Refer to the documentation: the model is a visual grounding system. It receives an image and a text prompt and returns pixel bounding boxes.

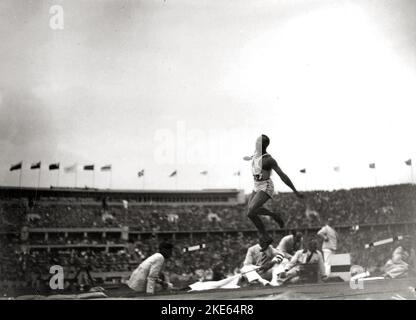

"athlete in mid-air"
[245,135,304,251]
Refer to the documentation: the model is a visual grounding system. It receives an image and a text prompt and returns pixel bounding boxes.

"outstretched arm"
[269,159,303,198]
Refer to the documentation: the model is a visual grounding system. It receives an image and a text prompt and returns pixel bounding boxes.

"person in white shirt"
[317,218,338,277]
[277,231,304,259]
[281,239,325,283]
[127,241,174,294]
[241,243,285,286]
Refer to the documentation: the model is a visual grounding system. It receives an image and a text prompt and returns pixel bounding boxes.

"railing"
[1,221,415,241]
[22,243,127,252]
[24,221,416,234]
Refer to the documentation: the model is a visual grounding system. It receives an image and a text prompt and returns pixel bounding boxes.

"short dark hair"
[261,134,270,148]
[159,241,173,252]
[294,231,303,240]
[308,239,318,251]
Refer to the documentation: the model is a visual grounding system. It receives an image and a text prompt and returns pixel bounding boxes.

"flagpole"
[334,168,342,190]
[34,167,41,206]
[19,168,22,188]
[411,163,414,184]
[338,171,342,190]
[37,168,41,189]
[93,170,95,188]
[75,169,78,188]
[110,170,113,189]
[57,168,60,187]
[305,173,308,192]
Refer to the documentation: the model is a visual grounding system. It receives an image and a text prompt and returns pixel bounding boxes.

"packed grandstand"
[1,183,415,296]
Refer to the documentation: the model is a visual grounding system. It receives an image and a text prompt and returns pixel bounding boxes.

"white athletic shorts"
[253,179,274,198]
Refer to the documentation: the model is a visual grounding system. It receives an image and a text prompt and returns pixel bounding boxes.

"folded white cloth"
[189,274,241,291]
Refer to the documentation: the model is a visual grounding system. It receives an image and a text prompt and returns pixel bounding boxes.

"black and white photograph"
[1,0,416,308]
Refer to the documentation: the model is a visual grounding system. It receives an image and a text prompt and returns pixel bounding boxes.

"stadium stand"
[1,184,415,296]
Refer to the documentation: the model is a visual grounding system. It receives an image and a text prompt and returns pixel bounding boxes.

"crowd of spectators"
[1,184,415,233]
[1,183,415,295]
[2,224,415,295]
[277,184,416,228]
[0,185,416,232]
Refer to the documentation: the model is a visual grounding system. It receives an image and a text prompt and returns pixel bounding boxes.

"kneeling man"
[127,241,174,294]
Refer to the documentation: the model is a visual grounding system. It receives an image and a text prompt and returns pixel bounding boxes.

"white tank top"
[251,153,269,180]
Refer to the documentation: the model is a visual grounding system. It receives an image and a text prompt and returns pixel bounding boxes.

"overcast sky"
[0,0,415,192]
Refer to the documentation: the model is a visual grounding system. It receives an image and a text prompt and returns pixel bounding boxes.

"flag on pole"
[169,170,177,177]
[84,165,94,171]
[49,163,60,170]
[334,166,340,172]
[137,169,144,177]
[30,162,41,170]
[200,170,208,175]
[64,164,77,173]
[369,163,377,186]
[300,168,306,174]
[405,159,414,185]
[10,162,22,171]
[122,200,128,209]
[31,161,42,188]
[101,165,112,171]
[234,171,241,176]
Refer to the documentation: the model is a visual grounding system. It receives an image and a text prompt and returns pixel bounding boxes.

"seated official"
[277,231,304,259]
[280,239,325,284]
[240,243,285,286]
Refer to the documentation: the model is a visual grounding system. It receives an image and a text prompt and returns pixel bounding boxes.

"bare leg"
[247,191,273,249]
[257,207,285,228]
